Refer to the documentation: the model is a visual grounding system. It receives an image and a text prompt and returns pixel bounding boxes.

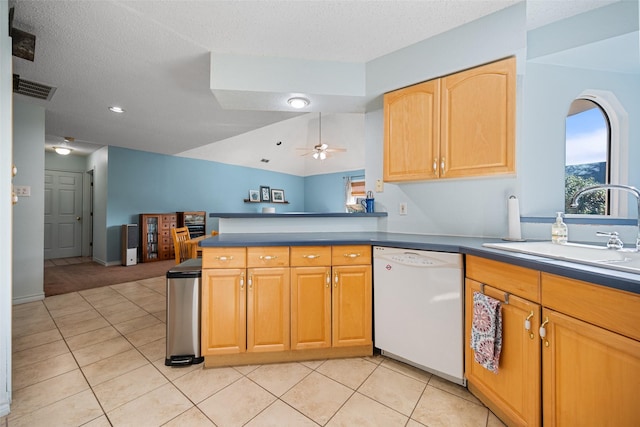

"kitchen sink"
[483,241,640,275]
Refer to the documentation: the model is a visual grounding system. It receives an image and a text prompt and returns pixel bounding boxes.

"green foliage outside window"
[565,174,606,215]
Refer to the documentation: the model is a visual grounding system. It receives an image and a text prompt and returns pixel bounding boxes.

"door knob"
[76,216,81,221]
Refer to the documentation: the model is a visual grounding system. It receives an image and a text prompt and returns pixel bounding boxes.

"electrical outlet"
[375,179,384,192]
[14,185,31,197]
[399,202,408,215]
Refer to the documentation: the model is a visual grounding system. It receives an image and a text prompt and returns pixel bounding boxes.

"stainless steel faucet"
[570,184,640,252]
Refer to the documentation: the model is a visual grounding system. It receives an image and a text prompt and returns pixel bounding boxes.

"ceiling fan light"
[312,152,319,160]
[287,97,309,109]
[54,139,73,155]
[319,151,327,160]
[109,106,125,113]
[54,146,72,155]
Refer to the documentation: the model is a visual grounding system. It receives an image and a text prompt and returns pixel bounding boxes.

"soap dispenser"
[551,212,568,244]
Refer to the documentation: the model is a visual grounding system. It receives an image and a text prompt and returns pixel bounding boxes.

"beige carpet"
[44,259,176,296]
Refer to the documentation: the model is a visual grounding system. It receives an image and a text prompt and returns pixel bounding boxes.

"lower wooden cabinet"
[464,278,541,427]
[290,266,332,350]
[466,255,640,427]
[202,245,373,367]
[201,268,246,355]
[332,265,372,347]
[541,308,640,426]
[540,273,640,426]
[247,267,290,353]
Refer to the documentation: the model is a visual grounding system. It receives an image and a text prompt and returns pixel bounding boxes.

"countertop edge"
[209,212,388,218]
[198,232,640,294]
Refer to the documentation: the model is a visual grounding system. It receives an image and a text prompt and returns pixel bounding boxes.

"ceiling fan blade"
[326,147,347,152]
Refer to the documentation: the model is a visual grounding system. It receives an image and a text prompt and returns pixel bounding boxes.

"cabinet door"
[291,266,331,350]
[440,56,515,178]
[201,269,246,355]
[246,267,290,353]
[383,79,440,182]
[542,308,640,426]
[465,279,541,427]
[332,265,372,347]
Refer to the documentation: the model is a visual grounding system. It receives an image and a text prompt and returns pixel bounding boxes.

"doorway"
[44,170,83,259]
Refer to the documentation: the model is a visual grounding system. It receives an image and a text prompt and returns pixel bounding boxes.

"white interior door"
[44,170,83,259]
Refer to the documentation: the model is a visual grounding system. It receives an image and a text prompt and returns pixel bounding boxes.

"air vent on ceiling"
[12,74,56,101]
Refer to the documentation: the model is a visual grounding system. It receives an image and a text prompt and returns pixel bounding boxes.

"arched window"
[565,99,610,214]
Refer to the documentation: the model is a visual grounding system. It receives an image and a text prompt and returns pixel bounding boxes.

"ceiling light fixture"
[53,137,74,155]
[109,106,125,113]
[287,97,309,109]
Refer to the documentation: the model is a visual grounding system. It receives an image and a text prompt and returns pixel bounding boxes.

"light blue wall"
[363,3,525,238]
[521,63,639,217]
[304,169,365,212]
[12,100,45,303]
[522,0,640,218]
[104,146,308,262]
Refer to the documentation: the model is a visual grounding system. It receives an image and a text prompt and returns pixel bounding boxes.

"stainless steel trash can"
[165,258,204,366]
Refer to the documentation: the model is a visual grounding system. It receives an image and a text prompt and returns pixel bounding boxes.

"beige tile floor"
[3,275,506,426]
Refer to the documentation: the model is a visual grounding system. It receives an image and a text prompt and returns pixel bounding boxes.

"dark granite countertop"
[199,232,640,295]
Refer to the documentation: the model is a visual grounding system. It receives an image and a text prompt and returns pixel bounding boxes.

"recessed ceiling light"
[287,97,309,109]
[109,106,125,113]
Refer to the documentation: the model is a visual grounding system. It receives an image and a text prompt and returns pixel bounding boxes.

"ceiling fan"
[297,113,346,160]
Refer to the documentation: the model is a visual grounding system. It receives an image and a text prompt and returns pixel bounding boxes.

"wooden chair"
[171,226,192,264]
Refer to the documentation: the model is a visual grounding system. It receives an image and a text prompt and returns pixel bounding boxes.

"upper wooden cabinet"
[384,56,516,182]
[383,79,441,182]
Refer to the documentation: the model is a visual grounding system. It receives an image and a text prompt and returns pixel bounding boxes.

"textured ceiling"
[9,0,619,164]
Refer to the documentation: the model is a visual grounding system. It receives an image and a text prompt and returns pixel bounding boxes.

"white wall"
[0,0,13,415]
[87,147,108,264]
[12,100,45,304]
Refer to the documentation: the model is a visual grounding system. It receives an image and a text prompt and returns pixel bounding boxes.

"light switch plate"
[375,179,384,192]
[399,202,408,215]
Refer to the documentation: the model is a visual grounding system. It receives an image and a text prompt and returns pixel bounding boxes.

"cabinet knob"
[343,253,361,258]
[259,255,278,261]
[303,254,320,259]
[440,157,446,176]
[433,158,438,175]
[216,255,234,261]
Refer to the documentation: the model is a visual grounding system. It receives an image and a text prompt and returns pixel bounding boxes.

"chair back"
[171,227,191,264]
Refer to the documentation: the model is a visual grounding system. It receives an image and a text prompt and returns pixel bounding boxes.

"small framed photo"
[249,190,260,202]
[271,189,285,203]
[260,186,271,202]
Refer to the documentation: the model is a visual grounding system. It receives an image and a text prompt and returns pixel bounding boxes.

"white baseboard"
[12,293,45,305]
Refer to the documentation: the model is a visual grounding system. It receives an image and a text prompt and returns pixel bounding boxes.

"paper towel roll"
[507,196,522,240]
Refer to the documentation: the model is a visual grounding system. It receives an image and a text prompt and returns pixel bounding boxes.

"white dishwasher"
[373,246,464,385]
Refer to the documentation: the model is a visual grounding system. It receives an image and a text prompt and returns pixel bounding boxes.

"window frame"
[565,90,629,218]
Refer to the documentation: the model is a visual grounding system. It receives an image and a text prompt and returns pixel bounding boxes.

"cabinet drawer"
[202,247,246,269]
[541,272,640,341]
[290,246,331,267]
[466,255,540,302]
[332,245,371,266]
[247,247,290,267]
[163,214,177,223]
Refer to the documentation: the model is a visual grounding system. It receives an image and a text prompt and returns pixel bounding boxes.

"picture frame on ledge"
[260,186,271,202]
[249,189,260,202]
[271,189,285,203]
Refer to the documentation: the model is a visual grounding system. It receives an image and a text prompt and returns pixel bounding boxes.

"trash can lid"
[166,258,202,278]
